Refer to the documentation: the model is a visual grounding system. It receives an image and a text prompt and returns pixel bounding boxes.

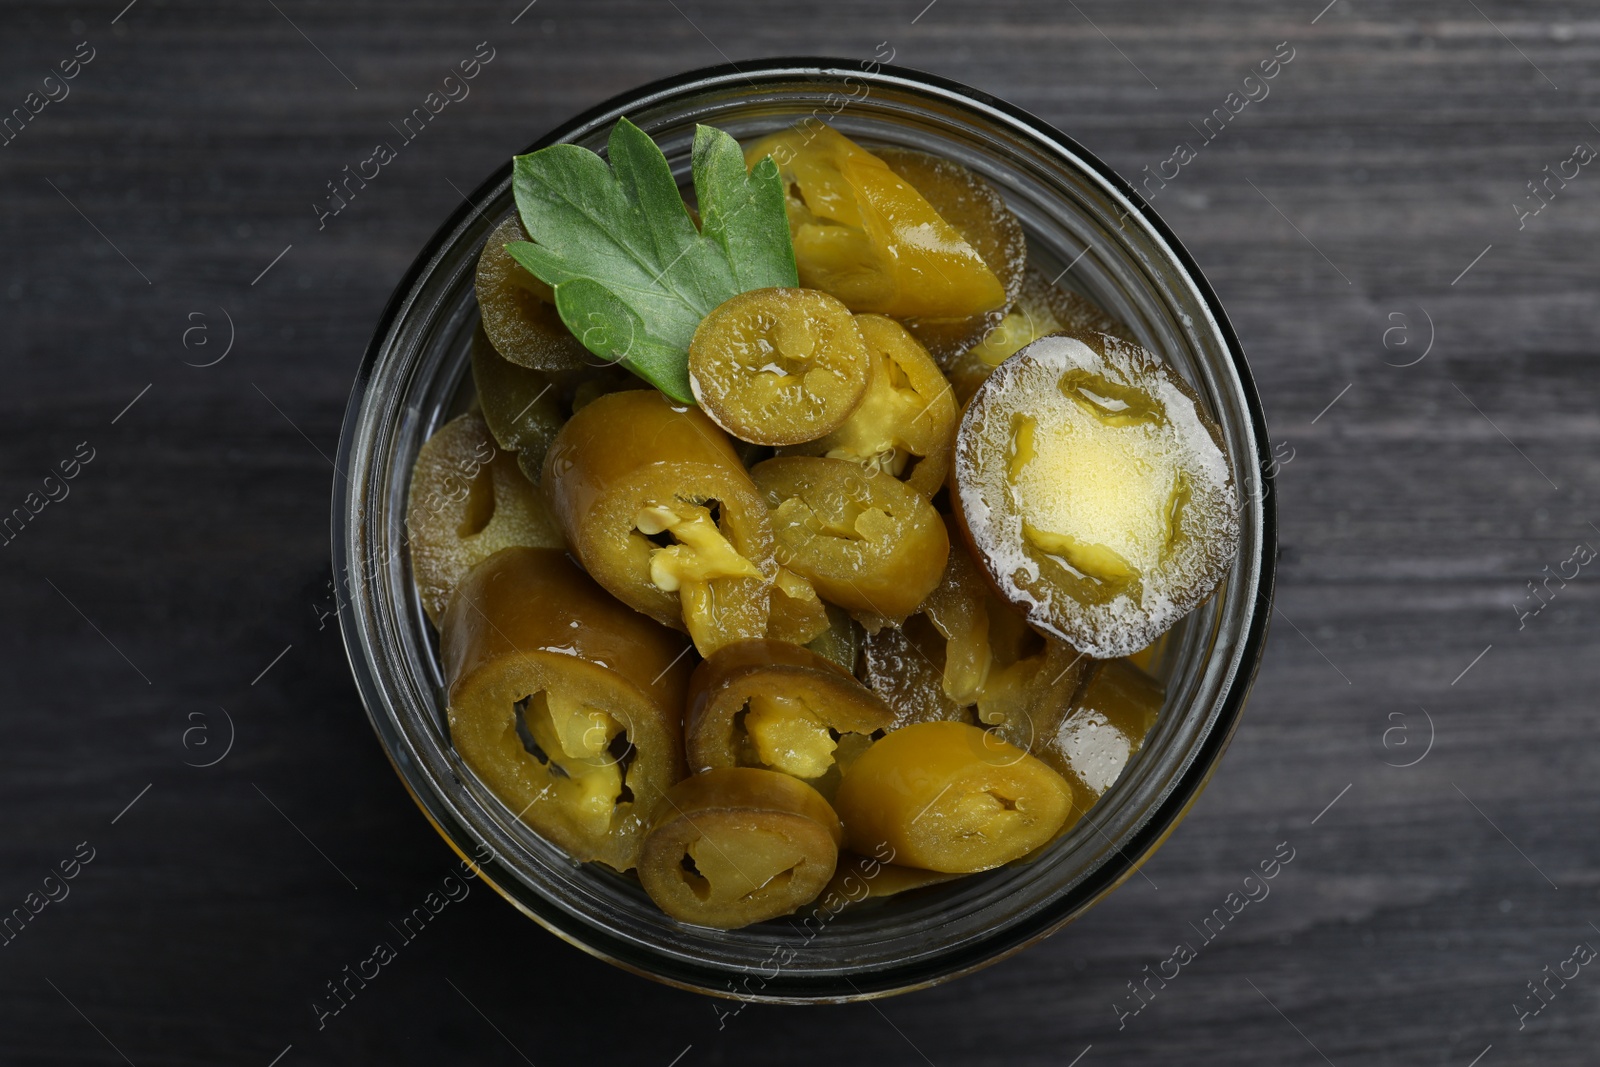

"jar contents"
[411,117,1235,928]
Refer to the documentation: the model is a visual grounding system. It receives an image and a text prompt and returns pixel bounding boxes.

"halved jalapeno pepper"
[952,332,1238,657]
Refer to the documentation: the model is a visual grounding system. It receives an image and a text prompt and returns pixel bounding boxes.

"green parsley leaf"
[504,117,797,403]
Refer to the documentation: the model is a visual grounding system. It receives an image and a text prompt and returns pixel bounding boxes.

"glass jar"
[333,58,1276,1002]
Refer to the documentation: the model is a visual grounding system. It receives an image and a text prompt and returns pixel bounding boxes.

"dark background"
[2,1,1596,1064]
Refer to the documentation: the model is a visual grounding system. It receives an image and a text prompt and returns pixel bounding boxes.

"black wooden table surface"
[2,1,1596,1063]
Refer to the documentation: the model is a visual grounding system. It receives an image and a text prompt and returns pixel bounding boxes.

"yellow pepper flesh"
[745,126,1007,320]
[834,720,1072,873]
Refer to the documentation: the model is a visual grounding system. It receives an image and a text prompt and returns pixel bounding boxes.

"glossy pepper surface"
[688,287,870,447]
[542,389,777,656]
[442,547,692,871]
[752,454,948,623]
[743,125,1006,320]
[778,314,957,499]
[874,146,1026,365]
[685,639,894,780]
[638,767,842,928]
[833,720,1072,873]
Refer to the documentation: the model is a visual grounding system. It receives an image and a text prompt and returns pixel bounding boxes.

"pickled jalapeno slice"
[688,287,870,446]
[638,767,842,928]
[470,324,567,475]
[952,332,1238,658]
[778,314,958,499]
[685,639,894,781]
[743,125,1007,320]
[475,215,592,372]
[442,547,693,872]
[833,721,1073,873]
[406,412,563,624]
[874,147,1027,365]
[543,389,777,656]
[751,455,948,623]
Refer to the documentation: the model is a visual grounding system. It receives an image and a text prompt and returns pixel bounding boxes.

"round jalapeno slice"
[684,639,894,781]
[778,314,957,500]
[638,767,842,929]
[952,332,1239,658]
[406,412,562,624]
[542,389,777,656]
[442,547,692,872]
[688,287,870,447]
[751,455,948,624]
[475,215,592,372]
[833,720,1073,873]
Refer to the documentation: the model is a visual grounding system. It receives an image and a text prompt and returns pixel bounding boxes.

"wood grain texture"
[0,0,1596,1063]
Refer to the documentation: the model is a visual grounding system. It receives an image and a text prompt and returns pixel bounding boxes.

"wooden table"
[1,1,1594,1063]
